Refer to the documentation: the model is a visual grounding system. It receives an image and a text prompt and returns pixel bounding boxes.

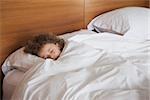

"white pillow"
[121,7,150,42]
[2,47,44,75]
[87,7,130,35]
[87,7,149,41]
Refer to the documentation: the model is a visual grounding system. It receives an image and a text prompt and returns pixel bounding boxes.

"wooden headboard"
[0,0,84,66]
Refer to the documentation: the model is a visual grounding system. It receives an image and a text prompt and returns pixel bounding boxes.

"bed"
[3,29,150,100]
[2,6,150,98]
[1,0,149,100]
[2,29,124,100]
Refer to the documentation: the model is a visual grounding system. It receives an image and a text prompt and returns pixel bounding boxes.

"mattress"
[3,69,24,100]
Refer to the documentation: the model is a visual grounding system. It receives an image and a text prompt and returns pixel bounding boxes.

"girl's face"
[38,43,61,60]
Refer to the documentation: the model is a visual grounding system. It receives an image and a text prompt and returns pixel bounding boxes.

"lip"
[44,56,47,59]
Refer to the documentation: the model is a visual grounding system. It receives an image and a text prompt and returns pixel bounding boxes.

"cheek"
[55,49,61,55]
[39,51,46,58]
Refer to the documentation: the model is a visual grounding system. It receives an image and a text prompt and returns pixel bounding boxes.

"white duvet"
[11,34,150,100]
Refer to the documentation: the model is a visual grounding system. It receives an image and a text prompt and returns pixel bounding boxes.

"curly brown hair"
[24,33,65,56]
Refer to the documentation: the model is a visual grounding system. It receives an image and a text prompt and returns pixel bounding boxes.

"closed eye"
[51,49,54,53]
[48,48,52,53]
[48,48,54,54]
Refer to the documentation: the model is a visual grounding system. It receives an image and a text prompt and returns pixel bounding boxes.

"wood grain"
[0,0,84,65]
[0,0,149,66]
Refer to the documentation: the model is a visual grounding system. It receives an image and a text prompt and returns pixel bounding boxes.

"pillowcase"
[87,7,149,39]
[87,7,130,35]
[121,7,149,42]
[2,47,44,75]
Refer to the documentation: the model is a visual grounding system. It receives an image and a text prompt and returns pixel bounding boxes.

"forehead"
[41,43,55,50]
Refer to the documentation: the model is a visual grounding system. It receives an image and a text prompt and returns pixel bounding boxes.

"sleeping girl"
[24,33,65,60]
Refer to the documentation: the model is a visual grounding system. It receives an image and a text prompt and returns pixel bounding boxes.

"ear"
[56,43,61,50]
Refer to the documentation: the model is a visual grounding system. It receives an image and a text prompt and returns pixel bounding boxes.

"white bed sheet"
[2,29,123,100]
[11,33,149,100]
[3,69,24,100]
[59,29,98,40]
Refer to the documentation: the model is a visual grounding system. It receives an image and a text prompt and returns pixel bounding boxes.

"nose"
[47,53,52,58]
[50,53,56,59]
[47,52,55,59]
